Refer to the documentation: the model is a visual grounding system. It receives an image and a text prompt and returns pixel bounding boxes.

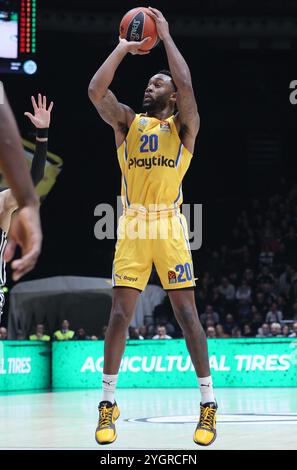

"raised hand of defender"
[24,94,54,129]
[147,7,170,41]
[119,36,151,55]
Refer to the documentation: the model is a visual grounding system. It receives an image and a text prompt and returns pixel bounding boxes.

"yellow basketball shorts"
[112,211,196,291]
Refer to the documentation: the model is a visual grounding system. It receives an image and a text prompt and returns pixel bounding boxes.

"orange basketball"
[119,7,159,51]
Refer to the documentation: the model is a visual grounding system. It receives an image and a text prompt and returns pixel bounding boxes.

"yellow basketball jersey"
[117,113,193,211]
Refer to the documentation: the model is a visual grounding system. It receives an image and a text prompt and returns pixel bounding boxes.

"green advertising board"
[0,341,51,392]
[52,338,297,389]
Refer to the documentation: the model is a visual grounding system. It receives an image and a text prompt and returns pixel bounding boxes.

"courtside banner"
[0,341,51,391]
[52,338,297,388]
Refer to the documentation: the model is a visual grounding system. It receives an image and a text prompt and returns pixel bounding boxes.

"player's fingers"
[48,101,54,112]
[139,36,151,45]
[38,93,43,108]
[11,249,40,280]
[24,112,35,122]
[43,95,47,109]
[146,10,157,20]
[31,95,38,113]
[148,6,161,17]
[137,50,151,55]
[11,262,34,282]
[3,239,17,263]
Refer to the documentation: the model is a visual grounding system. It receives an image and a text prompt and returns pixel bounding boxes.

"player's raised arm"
[147,7,200,153]
[25,93,53,185]
[88,37,150,146]
[0,88,39,208]
[0,87,42,281]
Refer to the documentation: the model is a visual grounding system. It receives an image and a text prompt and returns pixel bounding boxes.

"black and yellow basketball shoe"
[95,401,120,445]
[193,401,218,446]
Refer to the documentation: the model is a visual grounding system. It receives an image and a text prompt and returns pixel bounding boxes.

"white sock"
[101,373,118,404]
[198,375,216,404]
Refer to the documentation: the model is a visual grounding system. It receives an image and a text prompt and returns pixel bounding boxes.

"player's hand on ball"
[24,93,54,128]
[147,7,170,41]
[119,36,151,55]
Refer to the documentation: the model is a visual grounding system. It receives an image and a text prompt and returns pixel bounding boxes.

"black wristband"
[36,128,49,138]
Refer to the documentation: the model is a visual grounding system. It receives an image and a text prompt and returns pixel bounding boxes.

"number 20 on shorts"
[175,263,192,282]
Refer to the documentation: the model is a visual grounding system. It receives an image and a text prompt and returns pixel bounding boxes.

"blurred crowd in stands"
[151,181,297,339]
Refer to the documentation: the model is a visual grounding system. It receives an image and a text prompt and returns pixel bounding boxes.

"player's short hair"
[157,69,177,91]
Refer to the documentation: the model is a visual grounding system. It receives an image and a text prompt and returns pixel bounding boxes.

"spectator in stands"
[289,281,297,306]
[209,286,225,314]
[29,324,50,341]
[139,325,148,339]
[229,272,239,288]
[254,292,269,316]
[200,305,220,327]
[218,277,235,301]
[250,306,264,335]
[154,313,176,337]
[238,299,252,324]
[215,324,230,338]
[243,268,256,289]
[242,323,254,338]
[206,326,216,338]
[0,327,7,340]
[205,317,215,329]
[256,323,271,338]
[291,302,297,320]
[279,265,297,296]
[128,327,144,340]
[195,289,207,313]
[73,328,98,340]
[200,274,212,298]
[235,279,252,302]
[53,320,75,341]
[259,249,274,267]
[277,295,289,319]
[152,325,172,339]
[231,326,242,338]
[257,266,275,285]
[223,313,236,336]
[261,279,278,306]
[99,325,108,340]
[270,322,283,337]
[289,322,297,338]
[282,325,290,337]
[266,302,283,324]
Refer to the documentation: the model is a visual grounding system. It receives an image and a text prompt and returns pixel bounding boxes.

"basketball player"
[0,85,42,281]
[88,7,217,446]
[0,93,53,321]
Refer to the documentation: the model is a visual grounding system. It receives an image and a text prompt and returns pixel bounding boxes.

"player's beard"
[142,94,169,114]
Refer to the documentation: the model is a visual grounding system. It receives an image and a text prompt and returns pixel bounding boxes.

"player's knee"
[110,307,131,328]
[176,308,200,334]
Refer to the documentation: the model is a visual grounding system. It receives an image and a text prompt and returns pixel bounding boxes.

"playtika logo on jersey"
[128,155,175,169]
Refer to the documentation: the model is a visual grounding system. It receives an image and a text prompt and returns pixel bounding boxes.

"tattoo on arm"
[92,89,131,133]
